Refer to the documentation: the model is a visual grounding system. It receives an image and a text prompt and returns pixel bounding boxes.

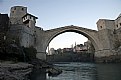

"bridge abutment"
[36,52,46,60]
[95,49,114,57]
[95,50,116,62]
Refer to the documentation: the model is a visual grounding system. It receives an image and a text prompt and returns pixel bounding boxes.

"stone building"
[62,48,73,53]
[73,44,83,52]
[49,48,56,55]
[96,13,121,56]
[84,40,95,53]
[95,13,121,62]
[9,6,38,47]
[7,6,46,59]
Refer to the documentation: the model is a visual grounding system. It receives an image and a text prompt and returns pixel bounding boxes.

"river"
[31,62,121,80]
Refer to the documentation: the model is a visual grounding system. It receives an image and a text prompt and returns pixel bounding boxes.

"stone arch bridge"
[35,25,114,60]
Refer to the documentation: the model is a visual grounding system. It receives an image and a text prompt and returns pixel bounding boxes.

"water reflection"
[30,68,46,80]
[47,62,98,80]
[96,63,121,80]
[31,62,121,80]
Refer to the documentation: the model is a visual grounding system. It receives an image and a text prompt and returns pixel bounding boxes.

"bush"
[23,46,37,62]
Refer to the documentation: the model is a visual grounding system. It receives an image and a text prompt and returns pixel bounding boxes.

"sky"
[0,0,121,50]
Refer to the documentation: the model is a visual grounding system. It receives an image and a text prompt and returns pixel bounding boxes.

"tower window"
[12,11,14,13]
[25,16,27,19]
[120,23,121,26]
[23,17,25,20]
[116,25,118,28]
[22,8,24,11]
[100,26,102,28]
[14,7,16,10]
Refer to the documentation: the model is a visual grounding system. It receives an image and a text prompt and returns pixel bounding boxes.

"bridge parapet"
[45,25,97,33]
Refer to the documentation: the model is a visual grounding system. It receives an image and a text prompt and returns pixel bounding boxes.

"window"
[30,16,32,19]
[100,26,102,28]
[23,17,25,20]
[27,25,29,27]
[25,16,27,19]
[12,11,14,13]
[14,7,16,10]
[120,23,121,26]
[116,25,118,28]
[22,8,24,11]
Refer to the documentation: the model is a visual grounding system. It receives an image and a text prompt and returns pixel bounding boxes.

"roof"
[96,19,114,24]
[22,13,38,19]
[117,13,121,18]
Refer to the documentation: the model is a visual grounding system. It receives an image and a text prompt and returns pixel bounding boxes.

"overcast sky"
[0,0,121,50]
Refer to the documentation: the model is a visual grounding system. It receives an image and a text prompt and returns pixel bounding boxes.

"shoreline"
[0,59,62,80]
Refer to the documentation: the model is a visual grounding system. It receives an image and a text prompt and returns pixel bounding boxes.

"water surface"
[31,62,121,80]
[47,62,121,80]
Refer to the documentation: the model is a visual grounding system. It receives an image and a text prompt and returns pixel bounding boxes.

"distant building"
[85,40,95,53]
[73,44,88,53]
[62,48,73,53]
[49,48,56,55]
[57,48,62,54]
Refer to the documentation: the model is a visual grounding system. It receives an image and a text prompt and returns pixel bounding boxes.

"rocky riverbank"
[0,60,62,80]
[30,59,62,77]
[0,61,33,80]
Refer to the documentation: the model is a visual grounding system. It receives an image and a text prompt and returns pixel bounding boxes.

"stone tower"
[9,6,38,48]
[97,19,115,31]
[10,6,27,24]
[96,18,116,57]
[115,13,121,30]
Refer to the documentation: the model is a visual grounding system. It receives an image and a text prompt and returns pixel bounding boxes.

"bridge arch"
[44,25,99,53]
